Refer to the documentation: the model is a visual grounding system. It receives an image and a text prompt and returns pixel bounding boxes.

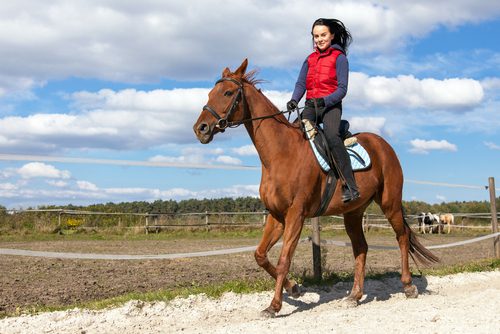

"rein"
[203,77,300,129]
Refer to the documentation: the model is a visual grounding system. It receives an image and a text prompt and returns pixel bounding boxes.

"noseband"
[203,77,247,130]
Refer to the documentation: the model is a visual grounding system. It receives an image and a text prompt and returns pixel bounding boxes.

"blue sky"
[0,0,499,208]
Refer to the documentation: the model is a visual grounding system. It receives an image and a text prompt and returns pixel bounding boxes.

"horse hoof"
[260,306,276,318]
[286,283,301,299]
[404,284,418,298]
[341,297,359,308]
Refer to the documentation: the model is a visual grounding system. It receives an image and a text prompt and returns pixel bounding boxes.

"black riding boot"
[329,140,360,203]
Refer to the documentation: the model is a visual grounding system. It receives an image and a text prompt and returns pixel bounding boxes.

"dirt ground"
[2,271,499,334]
[0,231,496,315]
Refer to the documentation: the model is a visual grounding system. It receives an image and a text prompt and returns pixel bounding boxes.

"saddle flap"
[307,128,371,173]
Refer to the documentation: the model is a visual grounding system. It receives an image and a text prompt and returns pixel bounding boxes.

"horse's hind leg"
[343,210,368,304]
[254,214,300,298]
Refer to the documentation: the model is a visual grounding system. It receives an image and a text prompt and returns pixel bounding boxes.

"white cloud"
[46,180,68,187]
[100,183,260,202]
[0,74,39,99]
[194,184,260,199]
[409,139,458,154]
[0,183,17,191]
[0,182,18,199]
[0,0,499,95]
[232,145,257,156]
[77,180,99,191]
[59,183,258,204]
[347,73,484,111]
[0,178,261,207]
[17,162,71,179]
[149,147,228,165]
[0,167,15,179]
[0,71,486,154]
[104,187,157,196]
[215,155,242,165]
[159,188,197,198]
[149,154,204,165]
[262,90,289,111]
[0,88,209,152]
[349,117,387,135]
[484,141,500,150]
[481,77,500,98]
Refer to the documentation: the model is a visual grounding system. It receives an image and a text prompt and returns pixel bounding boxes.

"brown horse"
[193,59,438,317]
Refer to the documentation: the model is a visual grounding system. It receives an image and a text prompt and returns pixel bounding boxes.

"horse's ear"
[222,67,231,78]
[234,59,248,78]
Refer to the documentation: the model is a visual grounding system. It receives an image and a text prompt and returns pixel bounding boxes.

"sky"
[0,0,499,209]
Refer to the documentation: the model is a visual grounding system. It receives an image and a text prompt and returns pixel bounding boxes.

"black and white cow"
[417,212,441,234]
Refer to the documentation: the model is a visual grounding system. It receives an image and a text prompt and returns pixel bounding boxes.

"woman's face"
[312,25,333,51]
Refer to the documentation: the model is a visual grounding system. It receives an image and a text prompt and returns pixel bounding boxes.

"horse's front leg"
[261,210,304,318]
[343,211,368,306]
[254,214,300,298]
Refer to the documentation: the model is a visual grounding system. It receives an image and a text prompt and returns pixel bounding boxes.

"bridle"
[203,77,247,130]
[203,77,298,130]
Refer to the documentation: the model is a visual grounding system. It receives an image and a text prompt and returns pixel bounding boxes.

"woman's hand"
[286,99,298,112]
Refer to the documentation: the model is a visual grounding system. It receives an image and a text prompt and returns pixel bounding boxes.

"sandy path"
[1,271,499,334]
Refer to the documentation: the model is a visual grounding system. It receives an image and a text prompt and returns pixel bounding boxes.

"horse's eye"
[224,90,233,97]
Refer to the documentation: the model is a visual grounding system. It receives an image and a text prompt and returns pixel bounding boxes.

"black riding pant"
[302,101,358,191]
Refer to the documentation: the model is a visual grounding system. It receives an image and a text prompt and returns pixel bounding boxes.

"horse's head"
[193,59,249,144]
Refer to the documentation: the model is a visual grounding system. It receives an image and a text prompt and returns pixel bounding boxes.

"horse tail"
[402,208,440,265]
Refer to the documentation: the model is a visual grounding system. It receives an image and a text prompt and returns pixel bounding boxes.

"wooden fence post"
[262,210,267,226]
[311,217,322,280]
[58,210,62,229]
[205,211,210,232]
[488,177,500,258]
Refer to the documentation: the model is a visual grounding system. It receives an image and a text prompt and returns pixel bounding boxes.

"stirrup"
[342,187,360,203]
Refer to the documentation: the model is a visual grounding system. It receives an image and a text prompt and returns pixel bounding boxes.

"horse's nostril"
[198,122,209,134]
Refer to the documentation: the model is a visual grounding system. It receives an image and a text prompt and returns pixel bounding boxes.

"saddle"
[303,119,371,173]
[302,119,371,216]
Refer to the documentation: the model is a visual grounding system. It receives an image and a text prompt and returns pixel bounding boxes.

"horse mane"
[242,69,265,87]
[238,68,298,128]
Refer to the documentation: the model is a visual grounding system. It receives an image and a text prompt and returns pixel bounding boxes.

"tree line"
[38,197,267,214]
[1,196,497,215]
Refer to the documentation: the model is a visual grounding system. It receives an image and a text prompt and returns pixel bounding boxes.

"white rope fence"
[1,233,499,260]
[320,232,500,250]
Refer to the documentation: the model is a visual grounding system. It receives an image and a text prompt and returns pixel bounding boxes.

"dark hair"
[311,18,352,52]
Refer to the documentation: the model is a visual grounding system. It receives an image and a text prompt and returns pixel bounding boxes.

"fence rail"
[1,209,498,234]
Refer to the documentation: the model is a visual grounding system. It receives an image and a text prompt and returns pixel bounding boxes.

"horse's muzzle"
[193,121,214,144]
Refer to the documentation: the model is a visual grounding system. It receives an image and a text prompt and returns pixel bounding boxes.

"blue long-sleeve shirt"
[291,44,348,108]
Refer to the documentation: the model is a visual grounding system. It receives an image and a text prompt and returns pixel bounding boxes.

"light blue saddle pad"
[309,139,371,173]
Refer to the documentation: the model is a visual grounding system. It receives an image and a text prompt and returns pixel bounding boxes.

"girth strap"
[313,169,338,217]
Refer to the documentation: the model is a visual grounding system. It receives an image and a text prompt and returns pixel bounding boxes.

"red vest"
[305,47,343,99]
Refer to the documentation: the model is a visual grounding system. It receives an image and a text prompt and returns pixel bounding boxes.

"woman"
[287,18,359,203]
